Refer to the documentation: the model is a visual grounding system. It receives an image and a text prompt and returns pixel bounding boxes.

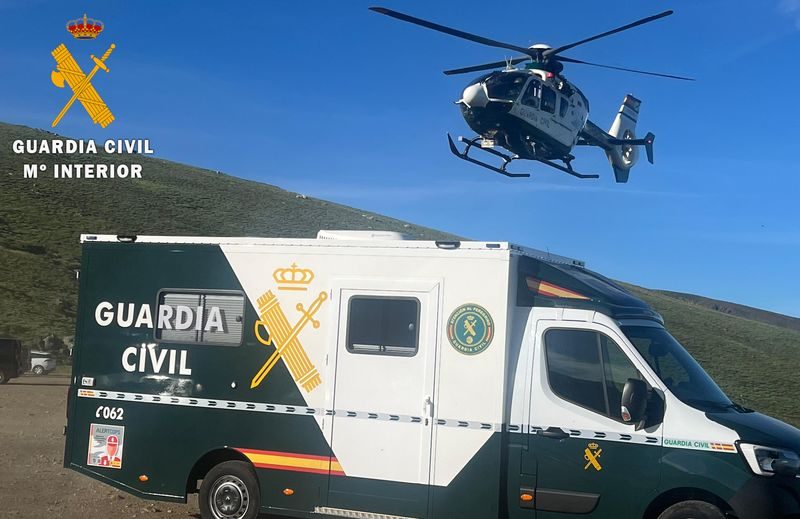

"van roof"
[80,233,585,267]
[80,233,659,322]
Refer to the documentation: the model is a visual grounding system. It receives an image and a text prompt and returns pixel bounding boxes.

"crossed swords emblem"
[251,289,327,392]
[463,315,478,344]
[584,443,603,471]
[50,43,116,128]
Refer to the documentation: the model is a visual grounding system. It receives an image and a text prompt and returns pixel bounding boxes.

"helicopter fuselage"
[457,68,589,161]
[371,5,683,181]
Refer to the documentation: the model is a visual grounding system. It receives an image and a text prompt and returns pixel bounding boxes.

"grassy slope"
[1,122,798,426]
[655,289,800,332]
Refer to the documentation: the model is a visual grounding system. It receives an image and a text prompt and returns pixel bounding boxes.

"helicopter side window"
[541,86,557,114]
[485,72,528,102]
[521,79,541,108]
[559,96,570,118]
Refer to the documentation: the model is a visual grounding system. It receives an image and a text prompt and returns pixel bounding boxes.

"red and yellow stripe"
[527,277,590,300]
[236,448,345,476]
[710,442,736,452]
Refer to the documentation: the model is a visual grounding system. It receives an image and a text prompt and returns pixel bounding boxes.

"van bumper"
[728,475,800,518]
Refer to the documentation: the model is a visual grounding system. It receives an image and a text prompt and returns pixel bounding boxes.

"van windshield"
[622,325,733,411]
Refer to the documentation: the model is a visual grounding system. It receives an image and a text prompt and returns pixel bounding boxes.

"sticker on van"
[87,423,125,469]
[447,303,494,355]
[584,442,603,471]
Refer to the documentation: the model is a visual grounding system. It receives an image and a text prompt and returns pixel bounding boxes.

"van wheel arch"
[186,448,253,495]
[644,488,733,519]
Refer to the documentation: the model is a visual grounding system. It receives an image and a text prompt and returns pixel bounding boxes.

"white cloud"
[779,0,800,28]
[280,178,705,204]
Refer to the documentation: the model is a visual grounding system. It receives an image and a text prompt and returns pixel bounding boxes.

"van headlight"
[739,443,800,476]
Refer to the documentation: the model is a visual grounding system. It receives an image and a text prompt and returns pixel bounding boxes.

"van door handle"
[423,396,433,426]
[537,427,569,440]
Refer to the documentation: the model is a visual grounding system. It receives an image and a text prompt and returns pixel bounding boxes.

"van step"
[314,507,417,519]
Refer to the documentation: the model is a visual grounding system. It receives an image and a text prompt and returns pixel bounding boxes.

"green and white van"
[64,231,800,519]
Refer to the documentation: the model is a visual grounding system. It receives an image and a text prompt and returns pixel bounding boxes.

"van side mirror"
[621,378,648,425]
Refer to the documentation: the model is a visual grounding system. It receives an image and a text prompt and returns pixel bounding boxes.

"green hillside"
[624,284,800,426]
[1,121,798,426]
[654,289,800,332]
[0,122,454,347]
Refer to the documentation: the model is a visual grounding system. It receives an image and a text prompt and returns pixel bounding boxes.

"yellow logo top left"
[50,14,116,128]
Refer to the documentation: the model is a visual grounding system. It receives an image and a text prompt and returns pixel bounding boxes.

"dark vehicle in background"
[0,338,28,383]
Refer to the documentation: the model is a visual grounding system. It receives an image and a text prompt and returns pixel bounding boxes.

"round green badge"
[447,303,494,355]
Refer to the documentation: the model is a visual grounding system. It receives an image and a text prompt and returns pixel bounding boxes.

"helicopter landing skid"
[535,157,599,180]
[447,134,599,180]
[447,134,530,178]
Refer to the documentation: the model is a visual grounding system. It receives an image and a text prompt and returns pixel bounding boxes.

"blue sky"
[1,1,799,317]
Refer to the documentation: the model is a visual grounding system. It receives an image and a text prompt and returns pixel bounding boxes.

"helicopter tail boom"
[579,95,655,183]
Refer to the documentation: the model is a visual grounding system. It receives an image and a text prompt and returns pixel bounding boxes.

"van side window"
[155,291,245,346]
[541,87,557,113]
[544,329,642,421]
[347,297,419,356]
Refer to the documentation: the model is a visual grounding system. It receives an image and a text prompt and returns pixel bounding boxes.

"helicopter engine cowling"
[460,82,489,108]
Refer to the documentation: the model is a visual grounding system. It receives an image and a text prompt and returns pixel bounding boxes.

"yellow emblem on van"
[584,442,602,471]
[251,263,326,392]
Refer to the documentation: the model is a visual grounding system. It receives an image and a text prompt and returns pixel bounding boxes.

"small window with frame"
[155,290,245,346]
[559,96,570,118]
[521,79,541,108]
[346,296,420,356]
[541,86,557,113]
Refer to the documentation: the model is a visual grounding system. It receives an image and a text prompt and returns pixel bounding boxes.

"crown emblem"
[66,14,104,39]
[273,263,314,291]
[588,442,599,450]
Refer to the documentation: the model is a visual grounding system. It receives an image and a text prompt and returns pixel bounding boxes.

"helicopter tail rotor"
[642,132,655,164]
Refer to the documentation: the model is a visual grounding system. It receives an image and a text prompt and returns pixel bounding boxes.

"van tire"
[657,500,726,519]
[199,460,260,519]
[0,368,8,384]
[32,365,44,375]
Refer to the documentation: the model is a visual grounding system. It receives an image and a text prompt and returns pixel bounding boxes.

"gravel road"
[0,374,202,518]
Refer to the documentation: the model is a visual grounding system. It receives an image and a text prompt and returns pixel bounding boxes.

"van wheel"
[199,460,260,519]
[657,500,726,519]
[32,365,44,375]
[0,368,8,384]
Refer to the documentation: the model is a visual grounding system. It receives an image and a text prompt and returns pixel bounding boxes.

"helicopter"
[369,7,693,182]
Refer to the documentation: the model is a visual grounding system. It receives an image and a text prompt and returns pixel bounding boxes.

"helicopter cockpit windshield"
[484,72,528,102]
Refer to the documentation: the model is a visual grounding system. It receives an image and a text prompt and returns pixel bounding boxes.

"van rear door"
[326,279,440,518]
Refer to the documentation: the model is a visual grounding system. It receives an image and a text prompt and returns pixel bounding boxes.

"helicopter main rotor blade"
[556,56,694,81]
[543,10,673,58]
[443,56,530,76]
[369,7,534,56]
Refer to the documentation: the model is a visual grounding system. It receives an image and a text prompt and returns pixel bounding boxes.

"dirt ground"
[0,374,202,518]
